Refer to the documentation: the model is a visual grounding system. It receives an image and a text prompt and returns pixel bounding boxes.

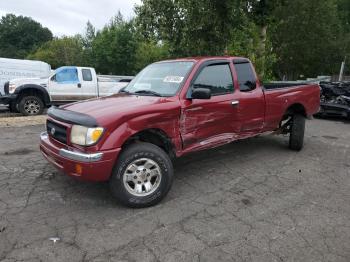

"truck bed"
[263,83,320,130]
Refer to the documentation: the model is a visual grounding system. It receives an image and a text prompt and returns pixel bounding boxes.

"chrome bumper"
[40,132,103,163]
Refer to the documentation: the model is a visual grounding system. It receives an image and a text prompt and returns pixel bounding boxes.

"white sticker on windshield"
[163,76,184,83]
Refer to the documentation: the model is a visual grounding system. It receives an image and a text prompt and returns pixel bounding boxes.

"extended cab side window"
[82,69,92,81]
[56,68,78,83]
[193,64,234,96]
[234,62,257,92]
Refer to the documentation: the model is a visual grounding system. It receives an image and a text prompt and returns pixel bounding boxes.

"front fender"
[14,84,51,104]
[99,112,182,154]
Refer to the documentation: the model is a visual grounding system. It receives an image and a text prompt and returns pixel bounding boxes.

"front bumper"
[40,131,120,182]
[0,93,17,105]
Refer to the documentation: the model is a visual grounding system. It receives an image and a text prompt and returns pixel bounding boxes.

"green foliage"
[91,13,138,75]
[228,17,276,81]
[338,0,350,32]
[134,41,170,72]
[272,0,345,79]
[4,1,350,79]
[81,21,96,66]
[135,0,242,56]
[0,14,52,59]
[28,36,85,68]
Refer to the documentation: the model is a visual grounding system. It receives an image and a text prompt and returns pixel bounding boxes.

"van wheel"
[18,95,44,116]
[109,142,173,208]
[289,114,305,151]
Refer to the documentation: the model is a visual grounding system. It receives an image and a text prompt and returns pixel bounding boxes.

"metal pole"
[338,56,346,82]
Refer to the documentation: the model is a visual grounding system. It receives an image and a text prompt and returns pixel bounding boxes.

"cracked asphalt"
[0,118,350,262]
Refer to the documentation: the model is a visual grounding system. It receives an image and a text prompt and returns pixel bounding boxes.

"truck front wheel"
[109,142,173,208]
[289,114,305,151]
[18,95,44,116]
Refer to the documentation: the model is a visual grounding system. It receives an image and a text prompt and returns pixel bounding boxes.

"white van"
[0,58,51,95]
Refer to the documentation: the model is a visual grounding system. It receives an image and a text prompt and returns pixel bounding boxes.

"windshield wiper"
[134,90,163,97]
[119,88,131,94]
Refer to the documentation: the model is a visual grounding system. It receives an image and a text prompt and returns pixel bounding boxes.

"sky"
[0,0,141,36]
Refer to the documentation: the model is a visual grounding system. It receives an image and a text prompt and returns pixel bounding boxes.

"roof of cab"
[156,56,249,63]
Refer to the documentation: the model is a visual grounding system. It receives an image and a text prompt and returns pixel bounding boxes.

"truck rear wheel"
[289,114,305,151]
[109,142,173,208]
[18,95,44,116]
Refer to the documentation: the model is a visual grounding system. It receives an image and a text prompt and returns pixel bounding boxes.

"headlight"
[9,83,16,94]
[70,125,104,146]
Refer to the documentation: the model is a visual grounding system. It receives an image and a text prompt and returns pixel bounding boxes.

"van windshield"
[123,61,194,97]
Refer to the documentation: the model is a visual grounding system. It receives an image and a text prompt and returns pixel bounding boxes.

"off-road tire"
[289,114,305,151]
[109,142,173,208]
[18,95,44,116]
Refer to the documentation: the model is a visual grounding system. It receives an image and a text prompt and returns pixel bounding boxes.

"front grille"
[4,82,9,94]
[47,119,67,144]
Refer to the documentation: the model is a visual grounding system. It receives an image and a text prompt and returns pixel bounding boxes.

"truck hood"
[10,77,49,87]
[60,93,179,127]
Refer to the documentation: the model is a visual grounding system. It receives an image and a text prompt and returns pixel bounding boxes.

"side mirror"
[191,88,211,99]
[50,75,56,82]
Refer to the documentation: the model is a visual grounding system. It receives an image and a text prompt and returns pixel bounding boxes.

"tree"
[135,0,242,56]
[28,36,85,68]
[82,21,96,49]
[0,14,52,59]
[227,16,276,81]
[337,0,350,32]
[272,0,345,80]
[337,0,350,74]
[81,21,96,66]
[134,41,169,71]
[92,13,138,75]
[242,0,283,78]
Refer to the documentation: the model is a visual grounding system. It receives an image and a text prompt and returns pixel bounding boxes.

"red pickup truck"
[40,56,320,207]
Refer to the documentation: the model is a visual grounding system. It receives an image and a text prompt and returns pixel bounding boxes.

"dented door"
[180,62,241,151]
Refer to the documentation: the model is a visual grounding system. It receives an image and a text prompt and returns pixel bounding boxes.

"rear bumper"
[40,132,120,182]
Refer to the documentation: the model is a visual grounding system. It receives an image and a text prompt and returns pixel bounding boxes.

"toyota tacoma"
[40,57,320,207]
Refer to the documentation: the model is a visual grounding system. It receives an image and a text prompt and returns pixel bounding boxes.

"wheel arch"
[15,84,51,105]
[121,128,176,159]
[284,103,306,118]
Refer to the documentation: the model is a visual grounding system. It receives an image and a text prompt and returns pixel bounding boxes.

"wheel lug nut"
[147,174,150,177]
[143,169,146,172]
[134,176,137,179]
[138,181,141,184]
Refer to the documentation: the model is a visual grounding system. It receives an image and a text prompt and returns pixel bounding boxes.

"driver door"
[180,61,241,150]
[49,67,83,102]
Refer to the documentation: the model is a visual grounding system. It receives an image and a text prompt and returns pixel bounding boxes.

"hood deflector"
[48,107,98,127]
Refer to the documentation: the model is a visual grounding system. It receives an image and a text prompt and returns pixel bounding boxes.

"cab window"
[82,69,92,81]
[56,68,78,83]
[193,64,234,96]
[234,62,257,92]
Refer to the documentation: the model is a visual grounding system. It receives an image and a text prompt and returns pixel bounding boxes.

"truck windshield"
[123,61,194,97]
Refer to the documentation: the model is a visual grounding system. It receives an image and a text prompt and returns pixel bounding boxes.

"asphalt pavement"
[0,118,349,262]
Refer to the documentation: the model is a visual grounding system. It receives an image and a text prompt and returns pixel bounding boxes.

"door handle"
[231,100,239,106]
[77,83,81,88]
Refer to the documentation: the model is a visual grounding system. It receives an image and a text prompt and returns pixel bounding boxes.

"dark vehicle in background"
[317,81,350,119]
